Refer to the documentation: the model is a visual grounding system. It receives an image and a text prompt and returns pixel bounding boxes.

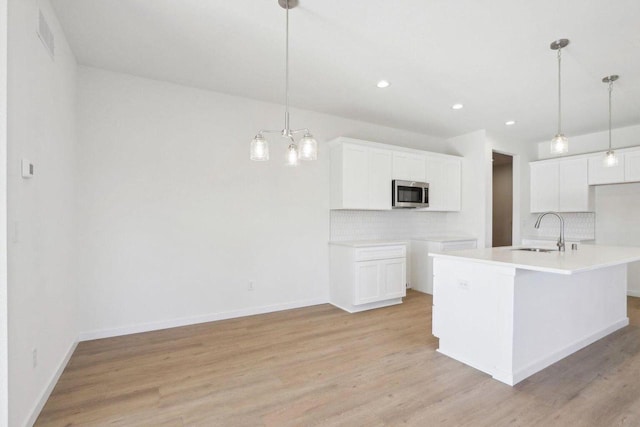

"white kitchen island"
[430,245,640,386]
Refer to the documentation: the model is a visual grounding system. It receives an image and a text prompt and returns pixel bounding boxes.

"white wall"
[7,1,78,425]
[537,124,640,160]
[445,130,489,247]
[0,0,8,424]
[445,130,535,249]
[76,66,446,339]
[595,183,640,296]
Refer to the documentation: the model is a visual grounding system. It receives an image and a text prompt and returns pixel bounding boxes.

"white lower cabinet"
[355,258,405,304]
[330,242,407,313]
[410,238,477,295]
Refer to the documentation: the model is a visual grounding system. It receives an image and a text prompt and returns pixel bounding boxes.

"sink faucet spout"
[534,211,565,252]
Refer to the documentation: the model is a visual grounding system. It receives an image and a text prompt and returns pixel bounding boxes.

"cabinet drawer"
[355,245,406,261]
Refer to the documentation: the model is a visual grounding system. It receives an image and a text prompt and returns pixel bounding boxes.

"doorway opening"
[492,152,513,247]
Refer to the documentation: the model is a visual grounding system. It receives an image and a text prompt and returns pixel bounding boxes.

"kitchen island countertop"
[429,244,640,275]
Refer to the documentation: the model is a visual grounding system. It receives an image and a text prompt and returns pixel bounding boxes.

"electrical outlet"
[32,348,38,368]
[458,280,469,291]
[248,281,254,291]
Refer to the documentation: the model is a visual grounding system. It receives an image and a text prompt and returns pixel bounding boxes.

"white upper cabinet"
[588,155,624,185]
[369,149,393,210]
[530,161,560,212]
[392,152,426,182]
[331,143,370,209]
[559,158,590,211]
[330,140,393,210]
[531,146,640,213]
[329,137,462,211]
[424,154,461,211]
[530,158,592,212]
[624,150,640,182]
[587,147,640,185]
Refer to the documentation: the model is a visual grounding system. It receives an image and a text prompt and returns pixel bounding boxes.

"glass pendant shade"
[550,134,568,154]
[286,143,299,166]
[298,133,318,160]
[604,150,619,167]
[250,135,269,161]
[549,39,569,155]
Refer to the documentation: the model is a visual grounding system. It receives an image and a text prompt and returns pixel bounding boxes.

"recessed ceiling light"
[505,120,516,126]
[451,103,464,110]
[377,80,390,88]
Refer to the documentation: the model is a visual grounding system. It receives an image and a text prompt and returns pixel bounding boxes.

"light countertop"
[429,245,640,275]
[412,235,477,242]
[329,240,409,248]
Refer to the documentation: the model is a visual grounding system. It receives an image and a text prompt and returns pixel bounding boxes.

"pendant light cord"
[608,80,613,150]
[557,48,562,135]
[284,0,290,134]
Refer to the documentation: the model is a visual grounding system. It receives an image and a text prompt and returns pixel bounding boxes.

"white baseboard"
[438,318,630,387]
[78,297,328,341]
[511,318,629,385]
[26,339,78,427]
[628,290,640,298]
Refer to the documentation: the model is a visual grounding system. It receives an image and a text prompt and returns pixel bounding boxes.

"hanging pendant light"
[550,39,570,154]
[602,75,620,167]
[249,0,318,165]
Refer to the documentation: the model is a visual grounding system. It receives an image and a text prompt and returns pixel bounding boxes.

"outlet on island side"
[457,280,470,291]
[32,348,38,368]
[248,281,254,291]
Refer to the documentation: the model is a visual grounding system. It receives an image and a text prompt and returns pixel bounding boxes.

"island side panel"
[511,264,628,384]
[432,257,517,379]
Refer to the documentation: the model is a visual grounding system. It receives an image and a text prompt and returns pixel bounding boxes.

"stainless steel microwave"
[392,180,429,208]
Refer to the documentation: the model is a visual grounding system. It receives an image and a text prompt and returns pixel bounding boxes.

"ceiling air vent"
[37,10,55,58]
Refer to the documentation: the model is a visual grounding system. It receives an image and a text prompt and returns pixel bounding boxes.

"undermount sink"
[512,247,556,253]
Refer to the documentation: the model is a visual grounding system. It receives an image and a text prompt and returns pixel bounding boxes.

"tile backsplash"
[330,210,448,241]
[523,212,595,241]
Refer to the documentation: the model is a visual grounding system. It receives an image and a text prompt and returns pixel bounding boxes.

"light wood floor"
[36,291,640,426]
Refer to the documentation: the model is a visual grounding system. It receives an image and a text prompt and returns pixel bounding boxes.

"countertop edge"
[429,246,640,275]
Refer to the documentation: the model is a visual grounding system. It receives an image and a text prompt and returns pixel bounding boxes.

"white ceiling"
[51,0,640,143]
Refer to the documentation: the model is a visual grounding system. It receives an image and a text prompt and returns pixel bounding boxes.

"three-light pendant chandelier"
[250,0,317,166]
[549,38,621,167]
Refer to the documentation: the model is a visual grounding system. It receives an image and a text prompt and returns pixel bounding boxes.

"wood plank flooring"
[36,291,640,426]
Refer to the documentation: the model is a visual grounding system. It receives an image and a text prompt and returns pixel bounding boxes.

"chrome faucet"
[534,212,565,252]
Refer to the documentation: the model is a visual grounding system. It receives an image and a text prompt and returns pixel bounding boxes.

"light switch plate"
[21,159,34,178]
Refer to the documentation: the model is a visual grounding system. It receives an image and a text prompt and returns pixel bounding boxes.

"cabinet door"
[530,161,559,212]
[424,155,444,210]
[381,258,406,299]
[354,261,381,305]
[369,148,393,209]
[441,157,462,211]
[393,152,426,181]
[342,144,370,209]
[424,155,461,211]
[559,158,590,211]
[625,150,640,182]
[588,155,624,185]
